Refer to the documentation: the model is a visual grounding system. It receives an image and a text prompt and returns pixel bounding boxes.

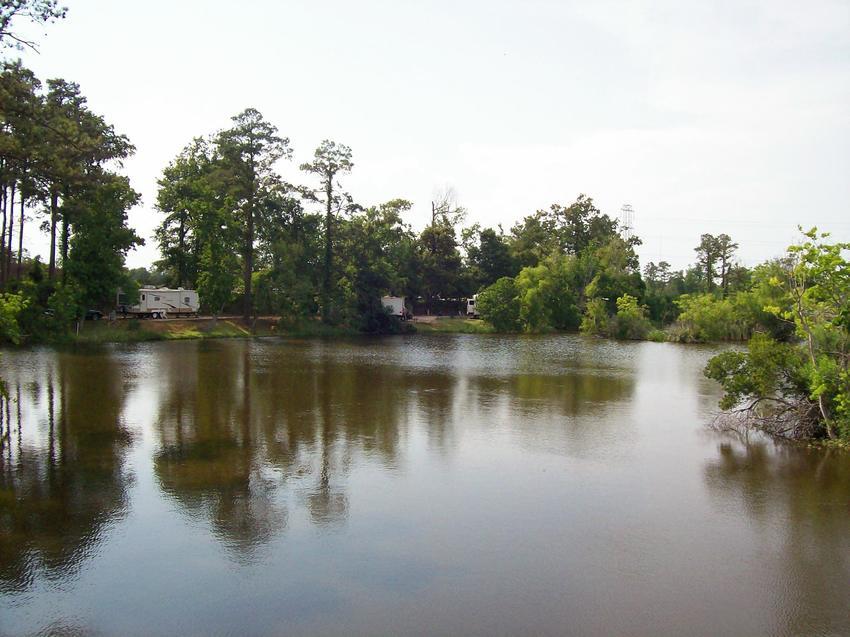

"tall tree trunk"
[60,211,69,282]
[49,189,58,279]
[178,216,186,288]
[1,184,7,285]
[16,194,24,275]
[242,160,255,323]
[322,178,333,324]
[6,182,15,279]
[243,195,254,322]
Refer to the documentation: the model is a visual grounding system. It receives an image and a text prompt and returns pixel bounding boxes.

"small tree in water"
[705,228,850,441]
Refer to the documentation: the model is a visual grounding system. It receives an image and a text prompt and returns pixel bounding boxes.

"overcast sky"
[15,0,850,271]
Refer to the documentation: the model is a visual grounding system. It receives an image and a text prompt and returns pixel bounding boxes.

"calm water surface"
[1,335,849,636]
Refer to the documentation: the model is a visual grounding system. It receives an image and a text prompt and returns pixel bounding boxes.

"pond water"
[1,335,849,636]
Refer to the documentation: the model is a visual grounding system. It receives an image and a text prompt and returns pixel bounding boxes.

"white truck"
[466,294,480,318]
[381,296,410,320]
[118,287,200,319]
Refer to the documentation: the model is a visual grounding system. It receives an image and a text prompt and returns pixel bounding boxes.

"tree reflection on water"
[0,351,131,593]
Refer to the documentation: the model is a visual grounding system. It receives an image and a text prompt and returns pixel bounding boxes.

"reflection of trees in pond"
[153,342,284,557]
[404,371,458,453]
[153,341,429,549]
[0,351,131,593]
[703,441,850,635]
[152,338,638,547]
[463,369,636,454]
[509,371,633,414]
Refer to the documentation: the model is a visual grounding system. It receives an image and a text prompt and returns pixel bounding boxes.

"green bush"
[610,294,652,340]
[48,283,83,332]
[647,329,667,342]
[477,277,521,332]
[671,293,751,342]
[580,297,609,336]
[0,292,29,345]
[514,255,581,332]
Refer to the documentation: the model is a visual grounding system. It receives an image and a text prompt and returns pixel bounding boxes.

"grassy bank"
[412,318,495,334]
[66,317,733,344]
[72,318,260,343]
[70,317,359,343]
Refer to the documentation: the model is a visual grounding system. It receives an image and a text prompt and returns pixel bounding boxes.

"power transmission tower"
[620,204,634,241]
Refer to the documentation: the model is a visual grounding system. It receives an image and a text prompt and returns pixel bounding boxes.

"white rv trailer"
[381,296,409,320]
[466,294,480,318]
[118,287,200,318]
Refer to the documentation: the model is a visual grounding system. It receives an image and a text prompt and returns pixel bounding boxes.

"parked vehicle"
[466,295,480,318]
[85,309,103,321]
[381,296,411,320]
[117,287,200,319]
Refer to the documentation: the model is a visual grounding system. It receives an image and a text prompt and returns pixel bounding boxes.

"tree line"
[0,59,141,341]
[0,78,785,342]
[0,2,142,342]
[152,109,766,336]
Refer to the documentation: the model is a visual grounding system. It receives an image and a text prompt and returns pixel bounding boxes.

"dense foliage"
[0,58,141,340]
[706,230,850,441]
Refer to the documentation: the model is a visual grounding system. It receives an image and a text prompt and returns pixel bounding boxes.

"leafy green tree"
[642,260,679,323]
[715,233,739,295]
[514,263,553,331]
[508,211,552,268]
[300,140,353,324]
[46,280,80,331]
[783,229,850,438]
[731,259,794,341]
[694,234,719,292]
[477,277,521,332]
[694,233,737,294]
[610,294,651,340]
[670,294,744,342]
[154,137,212,288]
[335,199,418,332]
[418,220,462,312]
[127,266,168,288]
[197,236,238,319]
[705,229,850,441]
[705,334,813,438]
[509,195,624,268]
[514,254,581,332]
[217,108,291,319]
[580,297,609,336]
[584,236,644,315]
[0,290,27,343]
[64,172,142,311]
[252,188,322,322]
[466,226,517,291]
[643,261,671,289]
[195,203,239,318]
[0,61,43,282]
[39,78,133,279]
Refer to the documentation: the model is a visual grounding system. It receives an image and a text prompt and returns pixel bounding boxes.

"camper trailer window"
[141,294,145,300]
[154,296,160,301]
[184,297,190,304]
